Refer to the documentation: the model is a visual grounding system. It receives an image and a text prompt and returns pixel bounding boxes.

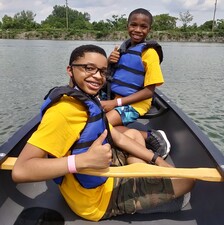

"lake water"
[0,39,223,155]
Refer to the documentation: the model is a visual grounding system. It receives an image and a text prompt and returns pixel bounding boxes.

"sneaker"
[145,129,171,158]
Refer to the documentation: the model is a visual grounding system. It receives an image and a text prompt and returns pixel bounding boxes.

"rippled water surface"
[0,39,223,154]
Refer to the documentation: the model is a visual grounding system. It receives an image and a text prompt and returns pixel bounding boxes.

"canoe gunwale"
[153,89,224,177]
[0,89,224,225]
[0,115,40,164]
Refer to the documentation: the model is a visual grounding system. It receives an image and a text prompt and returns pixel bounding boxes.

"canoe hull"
[1,89,224,225]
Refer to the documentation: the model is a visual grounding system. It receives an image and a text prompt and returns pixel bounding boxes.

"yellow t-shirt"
[28,95,114,221]
[117,48,164,116]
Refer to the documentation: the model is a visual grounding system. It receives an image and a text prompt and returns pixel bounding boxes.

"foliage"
[153,14,178,31]
[217,19,224,31]
[41,5,91,29]
[0,5,223,42]
[199,20,213,31]
[1,10,38,30]
[179,11,193,31]
[92,20,111,31]
[106,14,127,31]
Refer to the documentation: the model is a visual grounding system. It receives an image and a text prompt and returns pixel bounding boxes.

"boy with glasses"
[12,44,194,222]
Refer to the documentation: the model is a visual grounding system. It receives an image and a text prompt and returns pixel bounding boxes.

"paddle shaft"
[79,163,224,182]
[1,157,223,182]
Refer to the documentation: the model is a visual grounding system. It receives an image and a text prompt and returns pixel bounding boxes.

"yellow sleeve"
[142,48,164,87]
[28,96,87,157]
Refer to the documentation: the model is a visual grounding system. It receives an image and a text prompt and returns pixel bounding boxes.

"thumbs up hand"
[108,45,120,63]
[76,130,112,170]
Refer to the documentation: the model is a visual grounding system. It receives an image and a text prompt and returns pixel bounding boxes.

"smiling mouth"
[132,33,142,39]
[87,81,102,90]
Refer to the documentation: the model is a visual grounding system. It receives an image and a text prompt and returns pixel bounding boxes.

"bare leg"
[171,178,195,198]
[106,111,148,139]
[106,109,122,126]
[114,125,146,139]
[114,126,129,133]
[122,128,147,164]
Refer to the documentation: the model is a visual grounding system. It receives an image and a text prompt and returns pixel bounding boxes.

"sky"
[0,0,223,26]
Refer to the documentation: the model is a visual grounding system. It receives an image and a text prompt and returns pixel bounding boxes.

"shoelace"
[149,134,161,150]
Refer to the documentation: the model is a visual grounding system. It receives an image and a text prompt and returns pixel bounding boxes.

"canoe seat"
[141,96,168,119]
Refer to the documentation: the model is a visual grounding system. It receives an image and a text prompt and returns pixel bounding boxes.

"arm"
[116,85,155,105]
[12,130,112,183]
[101,85,155,112]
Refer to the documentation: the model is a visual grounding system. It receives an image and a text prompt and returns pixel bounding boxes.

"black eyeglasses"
[71,64,108,78]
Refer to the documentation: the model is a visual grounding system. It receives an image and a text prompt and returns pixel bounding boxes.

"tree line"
[0,5,224,41]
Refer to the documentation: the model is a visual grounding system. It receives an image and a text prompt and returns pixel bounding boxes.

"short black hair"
[128,8,153,26]
[69,44,107,65]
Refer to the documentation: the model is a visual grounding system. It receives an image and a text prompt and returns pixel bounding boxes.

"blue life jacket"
[110,39,163,97]
[41,85,112,189]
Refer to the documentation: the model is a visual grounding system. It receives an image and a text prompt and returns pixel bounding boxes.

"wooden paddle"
[1,157,223,182]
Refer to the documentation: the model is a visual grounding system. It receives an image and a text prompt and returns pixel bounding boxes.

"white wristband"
[117,98,122,107]
[67,155,77,173]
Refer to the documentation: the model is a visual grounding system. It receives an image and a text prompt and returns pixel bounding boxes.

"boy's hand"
[78,130,112,170]
[100,99,117,112]
[108,46,120,63]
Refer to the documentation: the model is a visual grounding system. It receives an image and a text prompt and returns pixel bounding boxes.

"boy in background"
[101,8,170,158]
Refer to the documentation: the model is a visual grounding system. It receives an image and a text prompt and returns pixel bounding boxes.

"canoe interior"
[0,89,224,225]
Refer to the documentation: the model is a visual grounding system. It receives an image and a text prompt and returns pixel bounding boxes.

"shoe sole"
[181,192,191,209]
[157,130,171,158]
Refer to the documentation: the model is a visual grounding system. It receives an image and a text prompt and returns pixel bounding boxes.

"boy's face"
[128,13,151,45]
[68,52,107,95]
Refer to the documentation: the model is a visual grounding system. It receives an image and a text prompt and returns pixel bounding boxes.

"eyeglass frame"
[70,63,108,78]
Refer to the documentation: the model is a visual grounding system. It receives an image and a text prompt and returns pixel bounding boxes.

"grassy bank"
[1,29,224,43]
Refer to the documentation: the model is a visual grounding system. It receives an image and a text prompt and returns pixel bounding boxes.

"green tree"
[198,20,213,31]
[153,14,177,31]
[41,5,91,29]
[217,19,224,31]
[179,10,193,30]
[106,14,127,31]
[13,10,38,29]
[187,23,198,31]
[69,11,91,30]
[1,11,38,30]
[92,20,112,31]
[2,15,15,29]
[41,5,67,28]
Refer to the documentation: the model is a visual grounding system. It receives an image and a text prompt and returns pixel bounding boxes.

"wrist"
[75,153,91,170]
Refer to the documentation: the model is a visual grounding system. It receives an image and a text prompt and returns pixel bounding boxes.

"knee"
[124,129,144,143]
[172,178,195,198]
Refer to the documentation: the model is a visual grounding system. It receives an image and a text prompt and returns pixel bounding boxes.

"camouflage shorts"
[102,149,175,219]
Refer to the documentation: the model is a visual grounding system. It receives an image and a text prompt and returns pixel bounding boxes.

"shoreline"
[1,30,224,43]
